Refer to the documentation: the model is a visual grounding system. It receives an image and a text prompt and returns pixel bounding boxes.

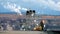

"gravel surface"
[0,31,48,34]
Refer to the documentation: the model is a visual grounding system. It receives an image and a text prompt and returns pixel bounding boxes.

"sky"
[0,0,60,15]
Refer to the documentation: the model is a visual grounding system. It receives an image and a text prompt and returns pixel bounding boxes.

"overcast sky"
[0,0,60,15]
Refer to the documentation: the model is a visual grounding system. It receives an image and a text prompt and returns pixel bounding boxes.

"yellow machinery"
[33,20,44,31]
[33,26,42,31]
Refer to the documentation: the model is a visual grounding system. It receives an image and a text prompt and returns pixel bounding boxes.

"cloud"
[0,0,17,2]
[40,0,60,11]
[3,2,22,15]
[0,0,60,11]
[47,0,60,11]
[0,0,60,15]
[1,2,28,15]
[22,0,60,11]
[22,8,28,10]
